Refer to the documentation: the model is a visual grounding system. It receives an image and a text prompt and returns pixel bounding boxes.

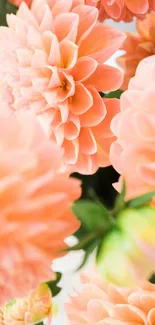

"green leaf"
[127,191,155,208]
[36,322,44,325]
[113,180,126,215]
[77,237,100,270]
[149,273,155,284]
[46,272,62,297]
[65,233,95,252]
[104,89,123,99]
[72,200,110,235]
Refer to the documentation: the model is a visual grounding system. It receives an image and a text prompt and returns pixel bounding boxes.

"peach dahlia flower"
[85,0,155,22]
[0,283,52,325]
[0,107,81,304]
[118,13,155,90]
[0,0,125,174]
[66,272,155,325]
[110,55,155,202]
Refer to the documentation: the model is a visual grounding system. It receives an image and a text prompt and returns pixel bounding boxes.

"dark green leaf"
[46,272,62,297]
[127,191,155,208]
[74,223,90,241]
[104,89,123,99]
[113,180,126,215]
[72,200,110,235]
[77,237,100,270]
[36,322,44,325]
[65,233,95,252]
[149,273,155,284]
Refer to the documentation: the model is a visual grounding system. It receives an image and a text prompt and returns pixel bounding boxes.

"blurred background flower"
[0,107,81,304]
[0,0,125,174]
[66,272,155,325]
[111,55,155,203]
[118,13,155,89]
[0,283,52,325]
[85,0,155,22]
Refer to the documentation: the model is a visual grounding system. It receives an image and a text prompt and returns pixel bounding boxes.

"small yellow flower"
[0,284,52,325]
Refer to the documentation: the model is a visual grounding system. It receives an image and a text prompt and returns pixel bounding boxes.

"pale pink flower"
[0,0,125,174]
[66,272,155,325]
[110,55,155,202]
[85,0,155,22]
[0,283,52,325]
[0,107,81,304]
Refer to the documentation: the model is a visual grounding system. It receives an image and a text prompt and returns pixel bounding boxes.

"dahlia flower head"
[85,0,155,22]
[0,0,125,174]
[110,55,155,202]
[0,106,81,304]
[118,12,155,90]
[0,283,52,325]
[66,272,155,325]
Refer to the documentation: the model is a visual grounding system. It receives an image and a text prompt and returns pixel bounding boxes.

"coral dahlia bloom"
[0,107,81,304]
[0,0,125,174]
[66,272,155,325]
[85,0,155,22]
[0,283,52,325]
[110,55,155,202]
[118,13,155,90]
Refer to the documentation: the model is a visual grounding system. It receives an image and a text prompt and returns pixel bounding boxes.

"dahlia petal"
[148,308,155,325]
[31,0,51,25]
[53,125,64,146]
[69,83,93,115]
[31,49,48,68]
[80,87,106,127]
[103,0,124,20]
[92,98,120,138]
[79,127,97,155]
[16,49,33,66]
[72,5,98,45]
[27,26,43,49]
[76,153,97,174]
[125,0,149,14]
[64,114,80,140]
[139,162,155,186]
[59,101,69,123]
[60,40,78,69]
[79,25,125,63]
[63,139,79,164]
[39,6,53,32]
[85,64,123,92]
[72,57,97,82]
[42,32,61,66]
[53,12,79,42]
[17,2,38,28]
[52,0,73,18]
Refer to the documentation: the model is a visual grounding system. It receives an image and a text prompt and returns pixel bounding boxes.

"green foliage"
[149,273,155,284]
[100,89,123,99]
[0,0,17,26]
[72,200,110,235]
[127,191,155,208]
[46,272,62,297]
[112,180,126,216]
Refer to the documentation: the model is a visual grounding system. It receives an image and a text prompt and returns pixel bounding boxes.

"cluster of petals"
[118,12,155,90]
[66,272,155,325]
[110,55,155,202]
[0,107,81,304]
[0,283,52,325]
[0,0,125,174]
[85,0,155,22]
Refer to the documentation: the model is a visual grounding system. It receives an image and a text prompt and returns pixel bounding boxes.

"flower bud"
[97,206,155,286]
